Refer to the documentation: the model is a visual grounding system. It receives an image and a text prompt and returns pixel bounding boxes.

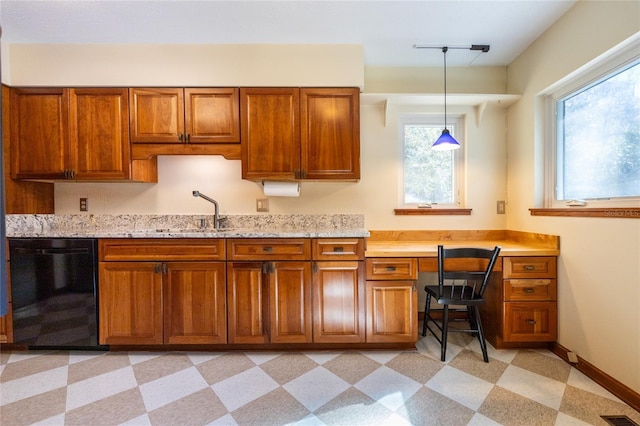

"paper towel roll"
[263,181,301,197]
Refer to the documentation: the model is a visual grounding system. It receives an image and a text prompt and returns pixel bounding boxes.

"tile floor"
[1,331,639,426]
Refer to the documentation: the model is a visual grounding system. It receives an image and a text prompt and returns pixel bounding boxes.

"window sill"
[529,208,640,218]
[394,208,472,216]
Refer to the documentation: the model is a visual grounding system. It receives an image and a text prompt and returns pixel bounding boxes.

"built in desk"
[364,230,560,349]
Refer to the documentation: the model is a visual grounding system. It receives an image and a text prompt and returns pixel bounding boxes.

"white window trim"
[544,36,640,208]
[398,114,465,209]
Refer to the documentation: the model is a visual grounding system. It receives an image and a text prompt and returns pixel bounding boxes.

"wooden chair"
[422,245,501,362]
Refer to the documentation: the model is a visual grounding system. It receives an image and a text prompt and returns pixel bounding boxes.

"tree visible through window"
[553,57,639,204]
[400,117,462,207]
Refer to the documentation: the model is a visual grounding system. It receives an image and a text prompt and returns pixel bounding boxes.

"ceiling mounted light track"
[413,43,491,150]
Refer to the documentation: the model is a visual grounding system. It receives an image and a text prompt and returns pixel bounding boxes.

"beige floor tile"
[0,387,67,426]
[448,349,509,384]
[399,386,476,425]
[478,386,559,425]
[64,387,146,426]
[0,351,69,382]
[322,352,382,384]
[131,353,195,385]
[511,350,571,383]
[230,387,310,425]
[147,387,228,426]
[258,352,318,385]
[385,352,443,384]
[559,385,640,425]
[67,352,131,385]
[196,352,256,385]
[314,387,393,425]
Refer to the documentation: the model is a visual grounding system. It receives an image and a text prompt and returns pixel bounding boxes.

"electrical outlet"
[256,198,269,212]
[497,200,506,214]
[79,198,88,212]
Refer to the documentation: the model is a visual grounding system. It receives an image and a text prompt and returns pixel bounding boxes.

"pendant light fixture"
[432,46,460,151]
[413,44,490,151]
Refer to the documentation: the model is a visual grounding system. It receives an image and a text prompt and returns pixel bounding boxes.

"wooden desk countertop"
[365,230,560,258]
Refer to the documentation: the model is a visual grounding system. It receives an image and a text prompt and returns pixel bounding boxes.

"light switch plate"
[497,200,506,214]
[256,198,269,212]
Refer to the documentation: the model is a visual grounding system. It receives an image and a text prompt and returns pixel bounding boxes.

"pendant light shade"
[432,46,460,150]
[432,129,460,150]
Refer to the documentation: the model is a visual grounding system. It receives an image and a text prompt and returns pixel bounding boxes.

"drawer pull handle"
[386,266,397,272]
[334,246,344,253]
[262,247,273,252]
[524,265,535,271]
[526,319,537,325]
[523,288,535,293]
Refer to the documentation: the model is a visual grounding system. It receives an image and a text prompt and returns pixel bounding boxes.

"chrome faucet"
[192,190,220,230]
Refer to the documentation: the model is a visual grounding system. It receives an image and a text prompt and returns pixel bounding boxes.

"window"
[399,115,464,208]
[546,44,640,207]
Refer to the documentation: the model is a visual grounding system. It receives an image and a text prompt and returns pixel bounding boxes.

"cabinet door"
[70,88,131,180]
[313,261,365,343]
[98,262,163,345]
[504,302,557,342]
[164,262,227,344]
[270,261,312,343]
[241,88,300,180]
[301,88,360,180]
[185,88,240,143]
[227,262,268,344]
[365,280,418,343]
[129,88,185,143]
[10,88,69,179]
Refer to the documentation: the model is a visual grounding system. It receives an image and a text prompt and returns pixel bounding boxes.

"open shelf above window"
[360,93,521,126]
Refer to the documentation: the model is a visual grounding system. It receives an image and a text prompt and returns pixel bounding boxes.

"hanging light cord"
[442,46,448,130]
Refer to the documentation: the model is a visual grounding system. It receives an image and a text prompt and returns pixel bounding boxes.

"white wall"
[3,43,509,231]
[507,0,640,393]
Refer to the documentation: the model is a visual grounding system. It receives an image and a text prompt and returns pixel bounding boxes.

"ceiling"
[0,0,577,67]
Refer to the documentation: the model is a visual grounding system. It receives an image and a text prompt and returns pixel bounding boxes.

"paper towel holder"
[261,181,301,197]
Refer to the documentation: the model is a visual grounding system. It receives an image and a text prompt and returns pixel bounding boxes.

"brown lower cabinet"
[365,258,419,343]
[98,239,227,345]
[227,260,312,344]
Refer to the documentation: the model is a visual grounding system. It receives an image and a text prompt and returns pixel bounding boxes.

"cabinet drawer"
[503,257,556,279]
[227,238,311,260]
[366,258,418,280]
[504,279,556,301]
[312,238,364,260]
[99,239,225,261]
[504,302,557,342]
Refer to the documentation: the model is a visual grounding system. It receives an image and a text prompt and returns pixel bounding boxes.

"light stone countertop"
[6,214,370,239]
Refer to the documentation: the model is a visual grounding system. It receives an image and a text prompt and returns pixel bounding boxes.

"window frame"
[544,41,640,209]
[398,114,465,209]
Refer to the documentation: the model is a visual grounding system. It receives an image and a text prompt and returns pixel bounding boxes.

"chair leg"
[472,306,489,362]
[422,293,432,337]
[441,304,449,362]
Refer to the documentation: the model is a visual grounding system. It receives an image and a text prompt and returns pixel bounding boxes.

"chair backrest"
[437,245,501,299]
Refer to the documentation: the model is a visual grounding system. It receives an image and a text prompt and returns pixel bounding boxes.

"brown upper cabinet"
[129,88,240,144]
[241,87,360,181]
[10,87,133,180]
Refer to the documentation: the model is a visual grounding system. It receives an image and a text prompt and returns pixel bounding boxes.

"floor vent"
[601,416,639,426]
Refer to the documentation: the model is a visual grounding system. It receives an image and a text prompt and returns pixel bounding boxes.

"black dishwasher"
[9,238,105,349]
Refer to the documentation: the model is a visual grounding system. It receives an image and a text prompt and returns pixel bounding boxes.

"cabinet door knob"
[178,133,184,142]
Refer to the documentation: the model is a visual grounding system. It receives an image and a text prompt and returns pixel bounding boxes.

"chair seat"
[424,285,483,305]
